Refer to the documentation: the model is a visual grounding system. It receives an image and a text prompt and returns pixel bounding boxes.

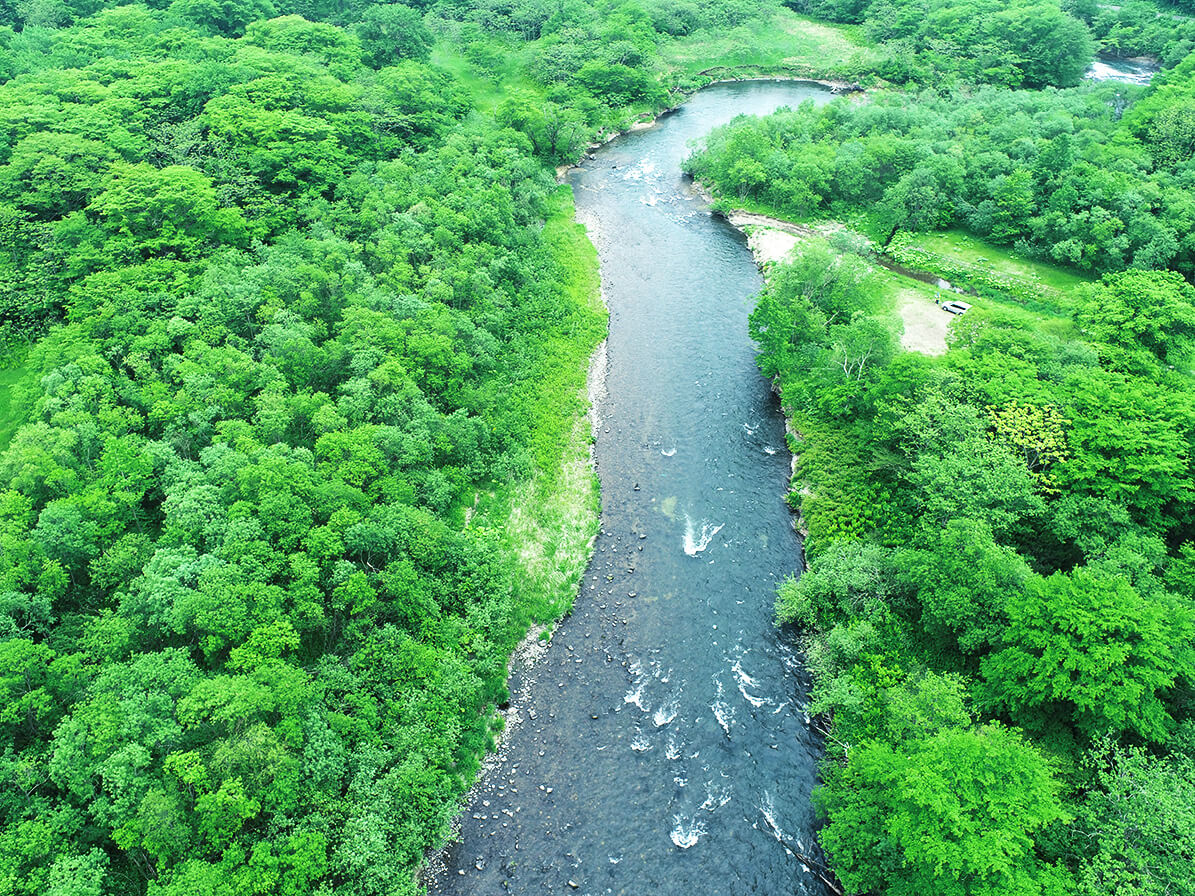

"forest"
[0,0,708,891]
[688,4,1195,893]
[0,0,1192,891]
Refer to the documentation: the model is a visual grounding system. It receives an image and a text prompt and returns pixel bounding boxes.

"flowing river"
[427,82,834,896]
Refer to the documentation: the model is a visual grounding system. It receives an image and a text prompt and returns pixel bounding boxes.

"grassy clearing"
[430,39,537,114]
[909,230,1092,295]
[888,229,1094,320]
[493,403,601,626]
[874,241,1079,348]
[663,11,881,81]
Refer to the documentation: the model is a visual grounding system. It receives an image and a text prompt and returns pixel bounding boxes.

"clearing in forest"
[664,11,881,79]
[735,216,1085,356]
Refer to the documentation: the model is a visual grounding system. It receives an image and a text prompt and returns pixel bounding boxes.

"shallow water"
[1085,56,1158,85]
[426,82,833,896]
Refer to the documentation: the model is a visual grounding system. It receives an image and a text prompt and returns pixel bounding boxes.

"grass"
[663,11,882,82]
[474,186,606,627]
[908,230,1093,296]
[877,232,1083,339]
[430,39,538,114]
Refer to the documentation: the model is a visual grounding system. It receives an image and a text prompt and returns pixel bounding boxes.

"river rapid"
[426,82,834,896]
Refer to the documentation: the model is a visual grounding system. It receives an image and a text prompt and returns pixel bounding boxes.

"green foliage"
[1089,1,1195,67]
[689,83,1195,280]
[355,3,432,66]
[894,519,1030,658]
[728,61,1195,894]
[1074,742,1195,896]
[791,0,1094,88]
[819,724,1069,896]
[748,243,892,402]
[1075,268,1195,370]
[777,538,895,629]
[0,2,621,892]
[88,163,250,261]
[980,568,1194,743]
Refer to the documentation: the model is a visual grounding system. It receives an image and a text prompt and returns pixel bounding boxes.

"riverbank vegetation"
[687,73,1195,276]
[689,52,1195,896]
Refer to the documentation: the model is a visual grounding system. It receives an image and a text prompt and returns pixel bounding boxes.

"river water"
[426,82,833,896]
[1085,55,1158,85]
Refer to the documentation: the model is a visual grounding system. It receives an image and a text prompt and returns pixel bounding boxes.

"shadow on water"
[426,82,836,896]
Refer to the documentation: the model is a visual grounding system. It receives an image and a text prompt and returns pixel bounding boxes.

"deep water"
[427,82,834,896]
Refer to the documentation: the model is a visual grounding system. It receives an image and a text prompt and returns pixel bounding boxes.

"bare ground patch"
[727,212,840,266]
[896,287,950,355]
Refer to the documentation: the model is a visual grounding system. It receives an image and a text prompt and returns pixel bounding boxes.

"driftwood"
[791,848,846,896]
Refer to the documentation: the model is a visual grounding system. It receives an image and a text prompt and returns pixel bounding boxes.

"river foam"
[670,815,707,849]
[683,515,724,556]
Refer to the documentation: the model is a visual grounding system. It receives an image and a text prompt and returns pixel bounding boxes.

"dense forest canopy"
[0,0,1193,891]
[0,1,631,893]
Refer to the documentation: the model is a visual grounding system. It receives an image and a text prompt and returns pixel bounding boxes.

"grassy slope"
[430,41,531,114]
[905,230,1092,295]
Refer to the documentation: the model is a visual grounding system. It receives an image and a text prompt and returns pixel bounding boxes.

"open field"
[664,11,880,81]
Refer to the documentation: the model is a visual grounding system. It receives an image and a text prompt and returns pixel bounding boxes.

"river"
[1085,55,1158,85]
[426,82,834,896]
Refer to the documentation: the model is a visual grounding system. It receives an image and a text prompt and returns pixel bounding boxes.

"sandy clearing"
[746,228,800,266]
[896,287,950,355]
[727,212,835,266]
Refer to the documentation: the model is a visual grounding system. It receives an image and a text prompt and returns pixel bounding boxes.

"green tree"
[88,163,249,261]
[895,518,1030,657]
[898,392,1045,538]
[990,3,1094,87]
[980,568,1194,742]
[0,132,117,220]
[819,724,1069,896]
[168,0,276,35]
[355,4,432,66]
[1076,269,1195,369]
[1076,743,1195,896]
